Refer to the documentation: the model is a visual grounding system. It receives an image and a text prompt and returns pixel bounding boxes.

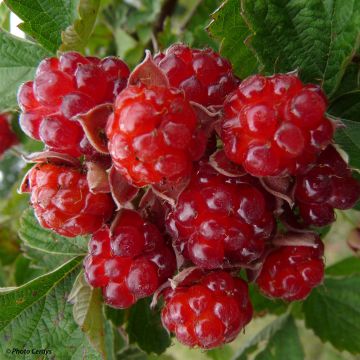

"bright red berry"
[106,84,199,187]
[221,74,334,176]
[167,163,275,269]
[18,52,130,157]
[155,44,238,107]
[27,163,115,237]
[256,236,324,301]
[84,210,176,308]
[161,271,252,348]
[295,145,360,226]
[0,114,18,157]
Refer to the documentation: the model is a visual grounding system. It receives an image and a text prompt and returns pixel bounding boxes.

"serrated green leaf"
[19,208,89,255]
[326,257,360,276]
[68,270,107,358]
[60,0,100,52]
[4,0,79,53]
[0,257,101,359]
[235,0,360,96]
[14,255,43,285]
[334,119,360,169]
[0,30,50,110]
[303,276,360,354]
[208,0,258,78]
[232,314,304,360]
[126,298,171,355]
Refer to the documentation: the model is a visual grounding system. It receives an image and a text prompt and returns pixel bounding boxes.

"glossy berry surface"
[155,44,238,107]
[256,237,324,301]
[167,163,275,269]
[84,210,176,308]
[28,163,115,237]
[0,114,18,157]
[106,84,199,187]
[161,271,253,349]
[18,52,129,157]
[295,145,360,226]
[221,74,333,176]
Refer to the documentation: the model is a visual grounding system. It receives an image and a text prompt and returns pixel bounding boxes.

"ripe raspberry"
[221,74,334,176]
[256,236,324,301]
[295,145,360,226]
[106,84,199,187]
[167,163,275,269]
[18,52,129,157]
[0,114,18,157]
[84,210,176,308]
[154,44,238,107]
[27,163,115,237]
[161,271,252,348]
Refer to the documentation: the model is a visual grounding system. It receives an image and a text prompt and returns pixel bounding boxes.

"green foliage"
[4,0,79,53]
[0,30,50,110]
[126,298,171,355]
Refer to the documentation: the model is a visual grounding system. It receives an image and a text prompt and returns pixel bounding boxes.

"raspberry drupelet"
[17,52,130,157]
[106,83,200,187]
[84,210,176,308]
[295,145,360,226]
[27,163,115,237]
[161,271,253,348]
[256,236,325,301]
[221,73,334,176]
[154,44,238,107]
[167,163,275,269]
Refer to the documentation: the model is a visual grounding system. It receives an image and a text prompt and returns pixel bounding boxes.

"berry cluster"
[0,114,18,157]
[17,45,360,350]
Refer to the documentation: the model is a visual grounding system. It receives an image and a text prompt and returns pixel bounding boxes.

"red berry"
[106,84,198,186]
[295,145,360,226]
[161,271,252,348]
[256,236,324,301]
[167,163,275,269]
[27,163,115,237]
[155,44,238,106]
[18,52,130,157]
[221,74,333,176]
[84,212,176,308]
[0,114,18,157]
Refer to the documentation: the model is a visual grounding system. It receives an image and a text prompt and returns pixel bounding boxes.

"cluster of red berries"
[17,44,360,349]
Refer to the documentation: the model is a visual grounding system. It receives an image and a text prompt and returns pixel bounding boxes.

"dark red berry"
[27,162,115,237]
[167,163,275,269]
[256,236,324,301]
[84,211,176,308]
[221,74,333,176]
[106,84,199,187]
[0,114,18,157]
[295,145,360,226]
[161,271,252,348]
[18,52,130,157]
[155,44,238,107]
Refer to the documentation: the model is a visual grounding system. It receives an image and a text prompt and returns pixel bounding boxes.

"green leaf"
[14,255,43,285]
[60,0,101,52]
[326,257,360,276]
[238,0,360,96]
[208,0,258,78]
[19,208,89,255]
[126,298,171,355]
[207,345,233,360]
[0,30,50,110]
[303,276,360,354]
[334,119,360,169]
[249,284,287,315]
[117,346,148,360]
[0,257,101,359]
[232,314,303,360]
[105,305,126,326]
[0,2,10,30]
[68,270,108,359]
[4,0,78,53]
